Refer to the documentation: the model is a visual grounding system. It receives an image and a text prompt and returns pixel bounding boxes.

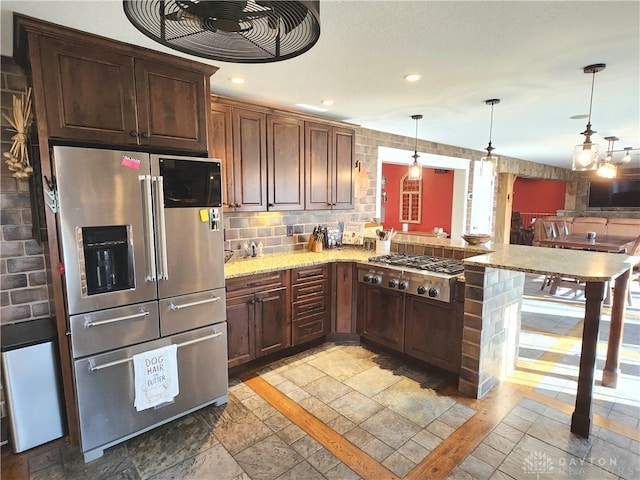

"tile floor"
[4,274,639,480]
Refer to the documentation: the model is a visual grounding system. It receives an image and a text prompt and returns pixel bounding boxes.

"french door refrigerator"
[53,146,228,462]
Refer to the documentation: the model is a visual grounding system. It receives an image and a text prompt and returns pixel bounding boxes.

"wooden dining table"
[539,233,637,253]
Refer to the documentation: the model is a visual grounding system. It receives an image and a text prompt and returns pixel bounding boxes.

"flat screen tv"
[588,179,640,208]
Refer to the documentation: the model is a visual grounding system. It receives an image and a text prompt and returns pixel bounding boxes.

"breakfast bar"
[463,244,638,438]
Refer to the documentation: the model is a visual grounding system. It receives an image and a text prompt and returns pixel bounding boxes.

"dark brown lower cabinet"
[404,296,462,373]
[255,287,289,356]
[356,283,405,351]
[226,271,290,368]
[291,265,330,345]
[226,293,255,368]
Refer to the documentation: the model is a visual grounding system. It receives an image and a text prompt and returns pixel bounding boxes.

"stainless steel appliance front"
[53,146,227,461]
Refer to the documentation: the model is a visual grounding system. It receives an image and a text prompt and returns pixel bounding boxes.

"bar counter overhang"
[463,242,638,438]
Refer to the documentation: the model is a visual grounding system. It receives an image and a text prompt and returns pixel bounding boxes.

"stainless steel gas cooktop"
[358,253,465,303]
[368,253,465,276]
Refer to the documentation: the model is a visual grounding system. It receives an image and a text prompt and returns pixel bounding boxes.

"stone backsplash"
[1,56,51,326]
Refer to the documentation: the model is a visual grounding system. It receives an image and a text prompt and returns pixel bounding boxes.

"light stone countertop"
[464,243,638,282]
[224,247,373,279]
[224,240,638,282]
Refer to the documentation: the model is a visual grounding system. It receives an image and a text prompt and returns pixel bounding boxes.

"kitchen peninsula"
[225,238,638,440]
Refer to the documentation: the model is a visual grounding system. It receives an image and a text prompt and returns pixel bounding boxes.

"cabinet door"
[332,127,355,210]
[232,108,267,211]
[226,293,255,368]
[333,263,355,333]
[134,59,209,152]
[209,103,234,209]
[357,284,405,351]
[305,122,332,210]
[38,36,138,145]
[255,287,290,357]
[267,115,304,211]
[404,296,462,373]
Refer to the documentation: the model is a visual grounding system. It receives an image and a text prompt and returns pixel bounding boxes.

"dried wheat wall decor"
[2,87,33,179]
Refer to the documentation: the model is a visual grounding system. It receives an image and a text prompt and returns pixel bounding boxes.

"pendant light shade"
[480,99,500,176]
[408,114,423,181]
[572,64,605,171]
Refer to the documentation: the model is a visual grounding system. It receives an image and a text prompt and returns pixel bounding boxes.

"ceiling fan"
[123,0,321,63]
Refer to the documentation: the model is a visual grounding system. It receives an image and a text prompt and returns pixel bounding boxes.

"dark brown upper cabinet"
[210,97,355,213]
[17,16,215,153]
[305,122,355,210]
[267,115,304,211]
[211,103,268,212]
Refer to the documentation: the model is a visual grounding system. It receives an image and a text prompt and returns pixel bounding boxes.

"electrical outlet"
[287,225,294,236]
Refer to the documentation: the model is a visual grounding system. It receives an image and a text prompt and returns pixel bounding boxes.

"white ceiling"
[1,1,639,170]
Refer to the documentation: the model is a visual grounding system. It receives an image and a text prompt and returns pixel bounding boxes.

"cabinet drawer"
[293,313,327,345]
[226,271,287,296]
[291,265,329,283]
[292,279,328,302]
[292,295,328,319]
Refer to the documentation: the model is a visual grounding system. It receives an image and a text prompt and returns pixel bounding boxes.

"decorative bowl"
[461,233,492,245]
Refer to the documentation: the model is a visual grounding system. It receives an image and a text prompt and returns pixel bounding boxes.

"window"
[399,174,422,223]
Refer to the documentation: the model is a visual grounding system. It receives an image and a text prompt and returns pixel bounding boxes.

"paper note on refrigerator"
[132,344,179,411]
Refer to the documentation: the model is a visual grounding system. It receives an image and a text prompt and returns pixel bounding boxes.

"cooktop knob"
[371,275,382,285]
[388,279,398,288]
[428,287,439,298]
[363,274,372,283]
[398,281,408,290]
[417,285,426,295]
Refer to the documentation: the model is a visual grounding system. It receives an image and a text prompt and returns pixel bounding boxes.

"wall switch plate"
[287,225,294,236]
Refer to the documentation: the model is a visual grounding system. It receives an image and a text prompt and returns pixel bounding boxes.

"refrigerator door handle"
[140,175,157,281]
[88,331,224,372]
[154,176,169,281]
[169,296,221,311]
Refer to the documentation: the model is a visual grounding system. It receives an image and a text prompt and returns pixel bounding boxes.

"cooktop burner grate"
[368,253,464,275]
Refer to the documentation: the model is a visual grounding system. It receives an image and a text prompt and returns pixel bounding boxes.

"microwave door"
[53,147,157,315]
[150,155,225,299]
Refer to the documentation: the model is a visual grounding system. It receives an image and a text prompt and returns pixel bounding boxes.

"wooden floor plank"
[243,373,401,480]
[0,445,29,480]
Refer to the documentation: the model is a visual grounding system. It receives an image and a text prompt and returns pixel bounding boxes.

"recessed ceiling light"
[295,103,328,113]
[321,99,335,106]
[404,74,421,82]
[229,76,245,85]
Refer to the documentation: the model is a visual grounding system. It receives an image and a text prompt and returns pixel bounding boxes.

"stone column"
[458,265,525,398]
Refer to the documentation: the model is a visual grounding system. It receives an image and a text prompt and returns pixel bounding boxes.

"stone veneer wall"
[560,168,640,219]
[459,265,524,398]
[0,56,51,326]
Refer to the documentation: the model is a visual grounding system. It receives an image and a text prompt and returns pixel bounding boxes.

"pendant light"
[408,114,423,181]
[480,99,500,176]
[572,64,606,171]
[597,136,618,178]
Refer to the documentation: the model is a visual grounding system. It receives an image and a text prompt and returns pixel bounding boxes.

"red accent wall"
[381,164,454,233]
[512,177,566,214]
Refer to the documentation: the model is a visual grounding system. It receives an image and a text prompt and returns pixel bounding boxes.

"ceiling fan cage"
[123,0,320,63]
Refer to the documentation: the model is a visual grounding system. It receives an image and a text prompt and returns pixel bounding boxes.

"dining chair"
[626,234,640,306]
[542,221,557,239]
[540,221,559,290]
[555,220,570,237]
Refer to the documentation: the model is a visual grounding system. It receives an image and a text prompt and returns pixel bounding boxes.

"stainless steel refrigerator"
[53,146,228,462]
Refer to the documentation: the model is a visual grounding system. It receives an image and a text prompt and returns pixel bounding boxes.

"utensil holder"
[376,239,391,255]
